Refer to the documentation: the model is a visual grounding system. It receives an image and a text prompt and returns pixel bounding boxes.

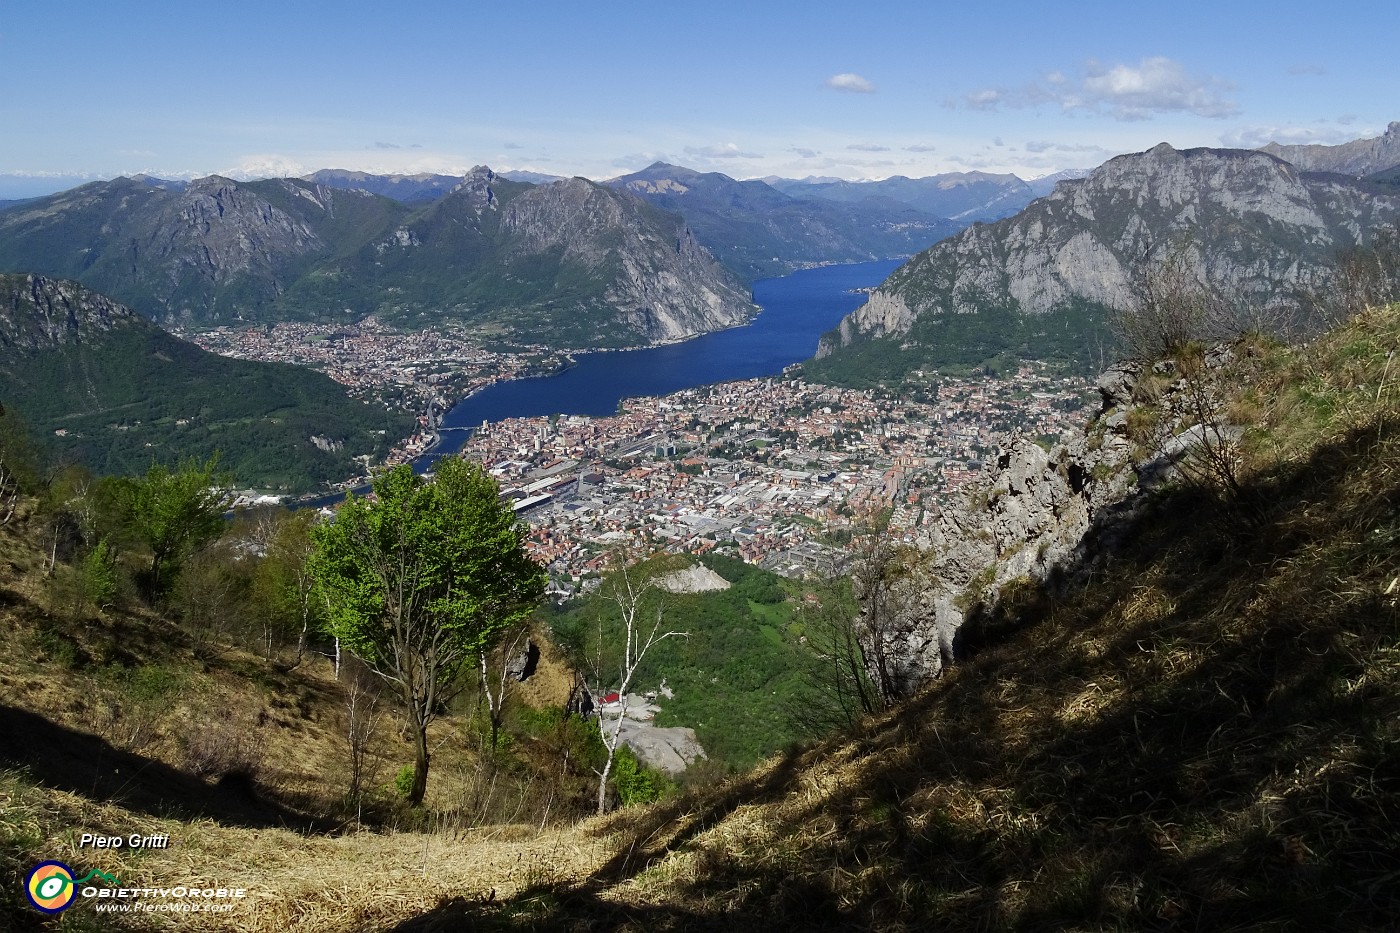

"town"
[187,321,1091,589]
[466,368,1090,589]
[186,316,572,415]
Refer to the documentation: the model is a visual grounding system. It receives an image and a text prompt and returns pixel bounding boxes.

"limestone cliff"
[865,346,1247,692]
[0,273,141,353]
[817,144,1400,368]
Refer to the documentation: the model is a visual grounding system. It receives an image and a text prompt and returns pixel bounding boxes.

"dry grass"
[4,306,1400,932]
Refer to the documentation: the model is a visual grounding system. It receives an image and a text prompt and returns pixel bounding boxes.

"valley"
[3,13,1400,923]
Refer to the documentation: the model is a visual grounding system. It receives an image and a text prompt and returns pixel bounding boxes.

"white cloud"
[1081,57,1238,120]
[954,57,1238,121]
[963,88,1003,111]
[611,152,672,170]
[846,143,890,152]
[904,144,937,153]
[790,147,820,158]
[1026,140,1109,155]
[825,72,876,93]
[1219,123,1363,148]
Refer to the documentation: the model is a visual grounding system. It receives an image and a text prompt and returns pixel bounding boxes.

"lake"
[430,258,901,452]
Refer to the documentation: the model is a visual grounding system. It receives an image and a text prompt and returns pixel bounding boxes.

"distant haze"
[1,2,1395,190]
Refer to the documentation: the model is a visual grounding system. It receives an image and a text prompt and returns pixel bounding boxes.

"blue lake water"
[432,258,900,449]
[297,259,898,504]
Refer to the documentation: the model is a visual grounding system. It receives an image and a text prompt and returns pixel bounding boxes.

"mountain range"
[767,170,1045,223]
[809,142,1400,384]
[604,162,963,280]
[1260,121,1400,175]
[0,169,755,348]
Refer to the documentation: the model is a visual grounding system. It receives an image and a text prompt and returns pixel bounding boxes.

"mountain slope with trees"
[0,273,411,490]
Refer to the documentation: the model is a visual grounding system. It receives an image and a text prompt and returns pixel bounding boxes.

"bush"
[611,746,674,807]
[393,764,416,801]
[181,709,268,781]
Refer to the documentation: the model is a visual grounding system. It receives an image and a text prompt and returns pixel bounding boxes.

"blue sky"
[1,0,1395,196]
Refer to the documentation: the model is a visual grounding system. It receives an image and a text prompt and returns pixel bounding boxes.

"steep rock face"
[502,176,755,341]
[0,273,139,353]
[866,349,1241,691]
[819,145,1400,364]
[1261,121,1400,175]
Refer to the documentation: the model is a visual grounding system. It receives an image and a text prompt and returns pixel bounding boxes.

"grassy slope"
[3,306,1399,932]
[453,304,1400,931]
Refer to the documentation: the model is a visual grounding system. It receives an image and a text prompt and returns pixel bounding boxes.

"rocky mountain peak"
[819,141,1400,374]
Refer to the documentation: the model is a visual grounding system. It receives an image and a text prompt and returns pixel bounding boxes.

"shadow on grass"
[397,421,1400,931]
[0,704,338,833]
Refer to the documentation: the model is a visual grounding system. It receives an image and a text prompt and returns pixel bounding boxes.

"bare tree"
[789,577,882,737]
[477,620,535,753]
[342,661,385,826]
[0,403,38,526]
[1171,350,1245,500]
[1113,238,1245,360]
[850,533,922,707]
[1334,226,1400,319]
[589,554,688,815]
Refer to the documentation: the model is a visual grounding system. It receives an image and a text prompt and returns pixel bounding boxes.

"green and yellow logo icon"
[25,861,77,913]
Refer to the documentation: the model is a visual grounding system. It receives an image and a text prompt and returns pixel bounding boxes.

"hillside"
[2,299,1396,930]
[809,143,1400,385]
[0,274,412,491]
[450,300,1400,930]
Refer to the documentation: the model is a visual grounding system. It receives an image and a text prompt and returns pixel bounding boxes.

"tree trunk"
[410,720,430,806]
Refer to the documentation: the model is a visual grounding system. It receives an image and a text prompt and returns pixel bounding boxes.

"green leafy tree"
[308,459,545,807]
[110,455,234,595]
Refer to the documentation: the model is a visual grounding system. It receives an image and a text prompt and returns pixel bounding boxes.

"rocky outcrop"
[656,563,732,594]
[499,176,756,342]
[0,273,139,353]
[819,144,1400,364]
[865,348,1243,690]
